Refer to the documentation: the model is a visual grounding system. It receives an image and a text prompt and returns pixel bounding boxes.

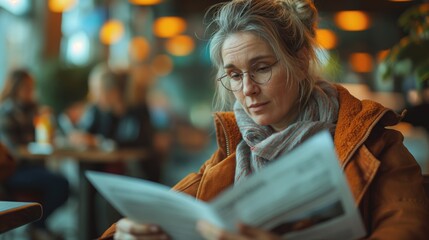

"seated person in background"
[0,69,69,240]
[101,0,429,239]
[402,80,429,134]
[68,64,159,181]
[56,100,87,138]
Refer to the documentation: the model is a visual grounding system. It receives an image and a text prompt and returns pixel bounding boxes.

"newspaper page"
[210,130,366,239]
[86,130,366,240]
[86,171,222,239]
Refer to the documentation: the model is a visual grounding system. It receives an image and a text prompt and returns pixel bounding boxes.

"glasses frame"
[217,60,279,92]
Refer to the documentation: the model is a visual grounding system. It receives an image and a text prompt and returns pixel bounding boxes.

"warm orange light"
[377,49,390,62]
[334,11,371,31]
[349,52,373,73]
[165,35,195,56]
[9,0,20,6]
[316,29,338,50]
[389,0,413,2]
[129,37,150,61]
[154,17,187,38]
[49,0,76,13]
[151,54,173,76]
[99,20,125,45]
[419,3,429,12]
[129,0,162,5]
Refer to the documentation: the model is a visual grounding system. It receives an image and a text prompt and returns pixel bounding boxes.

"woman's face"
[17,77,35,104]
[221,32,300,131]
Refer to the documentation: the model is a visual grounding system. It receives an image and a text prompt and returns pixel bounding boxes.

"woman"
[101,0,429,239]
[0,69,69,240]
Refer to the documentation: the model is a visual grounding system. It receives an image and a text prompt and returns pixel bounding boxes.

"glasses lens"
[252,65,273,84]
[219,61,277,92]
[220,76,241,91]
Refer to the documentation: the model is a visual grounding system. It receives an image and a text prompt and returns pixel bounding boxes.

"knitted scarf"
[234,80,339,183]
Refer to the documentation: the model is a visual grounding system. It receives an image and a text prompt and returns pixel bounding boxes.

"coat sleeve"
[364,129,429,239]
[171,150,222,195]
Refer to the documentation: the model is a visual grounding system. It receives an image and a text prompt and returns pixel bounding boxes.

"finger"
[237,223,280,240]
[114,231,135,240]
[116,218,160,235]
[114,230,170,240]
[196,220,225,240]
[197,220,248,240]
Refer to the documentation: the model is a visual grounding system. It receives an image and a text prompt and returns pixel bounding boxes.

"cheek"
[233,92,246,109]
[270,79,299,109]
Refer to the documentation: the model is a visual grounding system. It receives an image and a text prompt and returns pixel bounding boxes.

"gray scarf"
[234,80,339,183]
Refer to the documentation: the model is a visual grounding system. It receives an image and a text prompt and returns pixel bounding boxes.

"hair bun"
[279,0,318,36]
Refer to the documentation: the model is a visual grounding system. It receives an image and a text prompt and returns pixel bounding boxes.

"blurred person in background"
[402,79,429,134]
[68,63,159,181]
[0,68,69,240]
[67,63,159,234]
[56,100,87,140]
[101,0,429,239]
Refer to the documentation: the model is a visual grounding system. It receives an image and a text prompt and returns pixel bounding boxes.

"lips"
[248,101,269,109]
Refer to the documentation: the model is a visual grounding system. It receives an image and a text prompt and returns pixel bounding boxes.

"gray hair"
[206,0,320,111]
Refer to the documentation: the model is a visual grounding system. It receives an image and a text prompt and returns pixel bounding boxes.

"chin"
[250,115,273,126]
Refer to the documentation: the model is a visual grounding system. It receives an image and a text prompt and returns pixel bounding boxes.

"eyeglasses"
[217,60,279,92]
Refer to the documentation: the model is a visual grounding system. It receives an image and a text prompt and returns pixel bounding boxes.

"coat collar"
[333,85,400,167]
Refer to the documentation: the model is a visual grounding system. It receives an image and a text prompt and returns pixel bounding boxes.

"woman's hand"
[67,131,97,148]
[114,218,170,240]
[196,220,281,240]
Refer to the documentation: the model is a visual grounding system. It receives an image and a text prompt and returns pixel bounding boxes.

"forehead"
[221,32,274,66]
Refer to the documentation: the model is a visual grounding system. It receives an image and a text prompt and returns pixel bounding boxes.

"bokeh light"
[334,11,371,31]
[153,17,186,38]
[66,31,90,65]
[99,20,125,45]
[129,37,150,61]
[49,0,77,13]
[349,52,374,73]
[165,35,195,56]
[316,29,338,50]
[129,0,162,5]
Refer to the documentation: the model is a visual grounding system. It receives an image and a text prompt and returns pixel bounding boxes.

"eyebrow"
[223,55,275,69]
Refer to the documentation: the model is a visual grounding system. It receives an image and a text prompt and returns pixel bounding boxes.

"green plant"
[377,3,429,90]
[35,59,92,114]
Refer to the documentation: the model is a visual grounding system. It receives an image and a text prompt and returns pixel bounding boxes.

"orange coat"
[101,85,429,239]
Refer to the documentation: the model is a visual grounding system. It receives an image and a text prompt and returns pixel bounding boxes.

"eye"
[254,64,271,74]
[228,71,242,81]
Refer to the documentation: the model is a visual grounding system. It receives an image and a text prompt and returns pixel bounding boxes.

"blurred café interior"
[0,0,428,239]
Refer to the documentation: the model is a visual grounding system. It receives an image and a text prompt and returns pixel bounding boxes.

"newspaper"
[86,130,366,240]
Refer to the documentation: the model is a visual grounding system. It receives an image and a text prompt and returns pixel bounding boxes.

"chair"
[423,175,429,199]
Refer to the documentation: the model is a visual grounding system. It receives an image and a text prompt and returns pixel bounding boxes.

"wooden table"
[18,145,149,240]
[19,145,148,163]
[0,201,42,234]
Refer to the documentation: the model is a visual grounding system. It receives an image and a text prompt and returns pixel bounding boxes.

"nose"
[242,73,258,96]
